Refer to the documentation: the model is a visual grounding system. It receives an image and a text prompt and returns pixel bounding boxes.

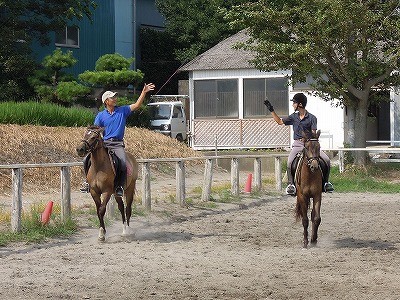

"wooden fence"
[0,154,289,232]
[2,147,400,233]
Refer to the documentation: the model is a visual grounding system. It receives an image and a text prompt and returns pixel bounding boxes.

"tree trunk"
[353,97,369,165]
[345,106,356,147]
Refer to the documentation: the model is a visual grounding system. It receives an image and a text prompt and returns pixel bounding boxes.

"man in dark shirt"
[264,93,334,195]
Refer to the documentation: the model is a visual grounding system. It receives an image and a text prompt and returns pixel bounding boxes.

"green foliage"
[35,85,56,103]
[79,70,116,86]
[30,49,91,106]
[56,81,91,103]
[0,203,78,246]
[79,53,144,89]
[95,53,133,71]
[156,0,246,62]
[330,165,400,193]
[0,101,95,127]
[0,0,97,101]
[224,0,400,161]
[42,48,77,72]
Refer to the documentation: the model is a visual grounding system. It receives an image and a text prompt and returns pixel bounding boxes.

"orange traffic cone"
[244,173,252,193]
[41,201,53,225]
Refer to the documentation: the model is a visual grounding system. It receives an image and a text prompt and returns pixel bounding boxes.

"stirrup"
[115,186,124,197]
[285,184,296,196]
[324,182,334,193]
[80,182,90,193]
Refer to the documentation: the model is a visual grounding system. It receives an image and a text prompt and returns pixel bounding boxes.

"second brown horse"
[294,130,323,248]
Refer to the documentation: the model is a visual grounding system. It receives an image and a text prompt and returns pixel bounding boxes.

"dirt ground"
[0,168,399,300]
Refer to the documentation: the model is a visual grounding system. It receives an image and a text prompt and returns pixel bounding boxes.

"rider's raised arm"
[264,99,284,125]
[130,83,155,112]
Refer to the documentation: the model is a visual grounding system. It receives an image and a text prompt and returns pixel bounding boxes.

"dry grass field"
[0,124,201,194]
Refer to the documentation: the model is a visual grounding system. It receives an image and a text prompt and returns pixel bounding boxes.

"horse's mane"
[87,125,102,131]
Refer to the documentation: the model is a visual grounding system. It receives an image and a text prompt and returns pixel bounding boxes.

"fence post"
[60,166,71,221]
[141,162,151,211]
[176,160,186,207]
[11,168,23,232]
[231,158,239,196]
[106,195,115,220]
[274,156,282,191]
[202,158,214,201]
[339,150,344,173]
[254,157,262,192]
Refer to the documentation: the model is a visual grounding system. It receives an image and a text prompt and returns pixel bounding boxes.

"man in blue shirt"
[264,93,334,196]
[81,83,155,196]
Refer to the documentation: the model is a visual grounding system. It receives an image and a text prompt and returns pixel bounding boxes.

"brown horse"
[294,130,323,248]
[76,125,138,241]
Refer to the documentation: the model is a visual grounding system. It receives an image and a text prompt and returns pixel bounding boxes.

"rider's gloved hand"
[263,98,274,112]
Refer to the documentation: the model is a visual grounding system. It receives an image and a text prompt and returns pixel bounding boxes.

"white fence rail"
[1,148,400,232]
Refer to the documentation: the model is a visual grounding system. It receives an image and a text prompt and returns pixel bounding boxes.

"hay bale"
[0,125,202,193]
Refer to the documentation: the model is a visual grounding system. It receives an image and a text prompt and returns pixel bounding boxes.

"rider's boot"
[80,154,91,193]
[285,167,296,196]
[80,181,90,193]
[320,159,334,193]
[115,169,126,197]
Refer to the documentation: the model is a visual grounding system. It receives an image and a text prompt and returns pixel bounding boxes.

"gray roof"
[179,29,255,71]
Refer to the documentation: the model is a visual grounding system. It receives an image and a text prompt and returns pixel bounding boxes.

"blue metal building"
[32,0,165,76]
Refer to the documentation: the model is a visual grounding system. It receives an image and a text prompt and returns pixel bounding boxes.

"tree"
[225,0,400,164]
[79,53,144,90]
[155,0,248,63]
[30,49,90,105]
[0,0,96,101]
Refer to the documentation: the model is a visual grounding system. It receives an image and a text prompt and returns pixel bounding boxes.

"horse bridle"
[303,138,320,167]
[81,129,102,154]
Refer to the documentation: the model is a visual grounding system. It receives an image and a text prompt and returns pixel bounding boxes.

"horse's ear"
[316,130,321,139]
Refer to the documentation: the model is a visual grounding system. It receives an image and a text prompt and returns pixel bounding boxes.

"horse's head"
[302,130,321,172]
[76,125,104,157]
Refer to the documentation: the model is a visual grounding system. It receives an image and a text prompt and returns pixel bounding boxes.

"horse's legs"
[115,195,129,235]
[297,194,309,248]
[310,196,322,244]
[96,192,112,241]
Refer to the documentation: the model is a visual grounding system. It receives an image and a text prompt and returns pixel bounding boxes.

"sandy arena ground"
[0,169,399,300]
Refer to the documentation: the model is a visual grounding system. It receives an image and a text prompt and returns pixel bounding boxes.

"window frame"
[55,26,80,48]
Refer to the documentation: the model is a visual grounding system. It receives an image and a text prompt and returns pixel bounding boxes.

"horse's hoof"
[98,228,106,241]
[122,225,134,236]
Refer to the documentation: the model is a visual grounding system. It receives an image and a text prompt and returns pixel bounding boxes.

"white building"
[180,30,346,150]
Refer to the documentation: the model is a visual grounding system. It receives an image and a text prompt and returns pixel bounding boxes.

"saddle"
[290,152,328,185]
[83,149,132,187]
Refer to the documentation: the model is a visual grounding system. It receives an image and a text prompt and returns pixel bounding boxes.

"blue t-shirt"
[94,106,132,140]
[282,111,317,140]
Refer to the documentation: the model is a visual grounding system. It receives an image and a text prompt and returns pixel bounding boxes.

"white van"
[147,100,187,142]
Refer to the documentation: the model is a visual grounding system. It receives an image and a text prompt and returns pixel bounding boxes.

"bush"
[95,53,134,71]
[0,101,95,127]
[79,53,144,89]
[56,81,91,104]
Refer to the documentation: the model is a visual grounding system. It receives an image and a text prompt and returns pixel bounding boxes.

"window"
[55,26,79,48]
[172,106,183,118]
[194,79,238,118]
[243,77,288,117]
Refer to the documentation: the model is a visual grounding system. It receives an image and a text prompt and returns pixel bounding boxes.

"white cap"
[101,91,117,103]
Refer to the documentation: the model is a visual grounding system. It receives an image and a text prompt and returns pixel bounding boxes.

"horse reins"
[81,130,102,153]
[303,138,320,168]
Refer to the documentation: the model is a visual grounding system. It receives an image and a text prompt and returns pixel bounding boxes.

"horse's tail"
[295,197,310,221]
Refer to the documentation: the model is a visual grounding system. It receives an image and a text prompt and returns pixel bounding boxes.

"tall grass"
[330,164,400,193]
[0,101,95,127]
[0,203,78,246]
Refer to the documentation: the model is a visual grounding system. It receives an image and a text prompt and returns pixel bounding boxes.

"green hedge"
[0,101,95,127]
